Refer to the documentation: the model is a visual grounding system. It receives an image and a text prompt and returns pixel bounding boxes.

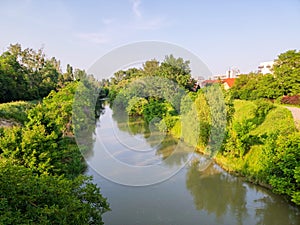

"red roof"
[223,78,235,87]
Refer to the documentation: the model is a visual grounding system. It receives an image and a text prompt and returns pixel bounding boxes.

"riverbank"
[169,99,299,205]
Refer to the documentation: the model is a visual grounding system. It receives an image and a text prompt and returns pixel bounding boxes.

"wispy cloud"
[77,32,109,44]
[131,0,142,18]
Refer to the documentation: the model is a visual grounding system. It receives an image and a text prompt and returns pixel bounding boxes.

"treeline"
[0,44,89,103]
[0,44,109,224]
[108,50,300,205]
[231,50,300,102]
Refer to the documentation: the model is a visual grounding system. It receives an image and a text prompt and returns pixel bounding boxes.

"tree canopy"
[230,50,300,101]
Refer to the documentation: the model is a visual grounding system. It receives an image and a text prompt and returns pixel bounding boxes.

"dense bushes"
[217,99,300,205]
[0,160,109,225]
[0,81,110,223]
[0,82,84,177]
[264,132,300,204]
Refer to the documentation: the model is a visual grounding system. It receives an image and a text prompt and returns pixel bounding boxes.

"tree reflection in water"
[111,109,191,167]
[186,160,248,225]
[253,187,300,225]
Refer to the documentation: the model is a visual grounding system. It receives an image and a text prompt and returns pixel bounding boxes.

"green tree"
[0,160,109,225]
[0,44,64,102]
[159,54,195,90]
[273,50,300,96]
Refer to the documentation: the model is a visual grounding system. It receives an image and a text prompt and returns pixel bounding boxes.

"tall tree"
[273,50,300,96]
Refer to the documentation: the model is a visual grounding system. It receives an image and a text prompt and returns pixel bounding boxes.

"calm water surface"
[85,105,300,225]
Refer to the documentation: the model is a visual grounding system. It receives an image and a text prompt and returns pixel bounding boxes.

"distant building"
[211,67,240,80]
[258,61,274,74]
[226,67,240,78]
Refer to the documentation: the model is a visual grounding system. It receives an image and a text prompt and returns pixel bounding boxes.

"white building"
[226,67,240,78]
[211,67,240,80]
[258,61,274,74]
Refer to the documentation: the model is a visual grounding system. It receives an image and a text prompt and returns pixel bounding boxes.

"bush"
[143,99,167,123]
[265,132,300,204]
[126,97,148,116]
[0,160,109,225]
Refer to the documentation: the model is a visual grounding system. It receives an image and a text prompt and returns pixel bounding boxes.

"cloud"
[77,32,109,44]
[131,0,142,18]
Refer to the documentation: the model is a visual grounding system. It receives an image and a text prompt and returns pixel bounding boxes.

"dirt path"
[285,106,300,129]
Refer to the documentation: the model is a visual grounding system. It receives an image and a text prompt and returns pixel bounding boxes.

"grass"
[233,100,256,122]
[0,101,36,124]
[233,100,296,136]
[216,99,297,183]
[251,106,296,136]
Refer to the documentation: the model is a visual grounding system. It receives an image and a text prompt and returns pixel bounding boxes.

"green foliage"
[251,106,296,136]
[0,78,109,223]
[158,54,195,90]
[143,98,167,123]
[0,101,35,124]
[217,98,300,205]
[223,99,275,157]
[231,49,300,100]
[109,54,194,97]
[126,97,148,116]
[0,44,62,102]
[273,50,300,96]
[0,44,110,223]
[26,82,79,136]
[203,85,228,156]
[0,160,109,225]
[0,82,98,177]
[264,133,300,204]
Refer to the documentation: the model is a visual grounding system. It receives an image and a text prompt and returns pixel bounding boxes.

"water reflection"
[112,109,164,148]
[186,160,300,225]
[186,160,247,224]
[85,104,300,224]
[110,108,193,167]
[253,188,300,225]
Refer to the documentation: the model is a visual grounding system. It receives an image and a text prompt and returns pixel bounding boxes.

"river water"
[84,105,300,225]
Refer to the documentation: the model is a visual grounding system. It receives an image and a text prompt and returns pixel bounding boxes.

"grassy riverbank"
[169,98,300,204]
[215,100,300,204]
[215,99,296,172]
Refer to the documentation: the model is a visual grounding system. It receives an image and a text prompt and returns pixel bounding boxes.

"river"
[84,105,300,225]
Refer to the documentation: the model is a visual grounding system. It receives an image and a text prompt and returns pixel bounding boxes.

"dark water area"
[85,105,300,225]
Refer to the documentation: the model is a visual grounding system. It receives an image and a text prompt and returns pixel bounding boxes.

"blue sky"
[0,0,299,75]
